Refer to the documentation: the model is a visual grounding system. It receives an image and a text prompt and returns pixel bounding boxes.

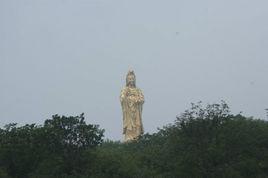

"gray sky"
[1,0,268,140]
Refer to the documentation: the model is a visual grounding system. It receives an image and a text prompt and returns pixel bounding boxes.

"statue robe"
[120,87,144,141]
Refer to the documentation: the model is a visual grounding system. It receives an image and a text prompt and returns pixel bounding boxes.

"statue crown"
[127,70,135,77]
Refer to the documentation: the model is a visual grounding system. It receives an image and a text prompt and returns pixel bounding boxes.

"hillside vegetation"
[1,102,268,178]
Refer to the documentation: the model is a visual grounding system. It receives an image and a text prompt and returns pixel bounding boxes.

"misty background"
[1,0,267,140]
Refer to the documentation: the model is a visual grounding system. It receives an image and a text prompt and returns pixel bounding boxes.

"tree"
[1,102,268,178]
[0,114,104,178]
[163,101,268,177]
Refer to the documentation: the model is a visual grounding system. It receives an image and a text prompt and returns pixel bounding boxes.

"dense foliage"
[0,114,104,178]
[1,102,268,178]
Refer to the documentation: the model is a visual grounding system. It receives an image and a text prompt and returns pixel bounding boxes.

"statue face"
[127,74,136,87]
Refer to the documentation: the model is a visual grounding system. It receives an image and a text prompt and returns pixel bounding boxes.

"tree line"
[0,102,268,178]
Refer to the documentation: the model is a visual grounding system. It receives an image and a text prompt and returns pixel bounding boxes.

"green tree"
[0,114,104,178]
[1,102,268,178]
[162,101,268,177]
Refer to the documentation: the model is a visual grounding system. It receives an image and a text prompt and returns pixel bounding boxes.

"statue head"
[126,70,136,88]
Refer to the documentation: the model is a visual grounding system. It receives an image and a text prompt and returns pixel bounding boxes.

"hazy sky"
[1,0,268,140]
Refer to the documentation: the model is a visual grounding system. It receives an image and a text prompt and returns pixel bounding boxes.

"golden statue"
[120,70,144,142]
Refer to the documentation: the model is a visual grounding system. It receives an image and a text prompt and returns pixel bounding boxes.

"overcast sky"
[1,0,268,140]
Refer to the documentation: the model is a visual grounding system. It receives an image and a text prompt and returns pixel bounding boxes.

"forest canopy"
[0,102,268,178]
